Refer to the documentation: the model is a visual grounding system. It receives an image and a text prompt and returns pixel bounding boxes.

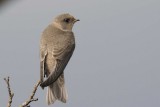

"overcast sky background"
[0,0,160,107]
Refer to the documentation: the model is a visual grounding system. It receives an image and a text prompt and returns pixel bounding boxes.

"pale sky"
[0,0,160,107]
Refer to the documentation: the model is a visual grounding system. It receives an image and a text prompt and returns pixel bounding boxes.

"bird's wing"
[40,44,47,83]
[40,43,75,88]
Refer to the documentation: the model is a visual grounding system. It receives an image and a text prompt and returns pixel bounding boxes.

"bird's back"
[40,23,75,75]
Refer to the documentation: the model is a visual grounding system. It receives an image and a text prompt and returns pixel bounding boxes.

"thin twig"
[4,77,14,107]
[20,80,41,107]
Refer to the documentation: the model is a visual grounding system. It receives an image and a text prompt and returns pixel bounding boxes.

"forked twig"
[20,80,41,107]
[4,77,14,107]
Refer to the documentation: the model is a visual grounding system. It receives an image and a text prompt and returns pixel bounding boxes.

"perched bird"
[40,13,79,105]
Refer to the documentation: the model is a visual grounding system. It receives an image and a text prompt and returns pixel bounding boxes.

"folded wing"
[40,44,75,88]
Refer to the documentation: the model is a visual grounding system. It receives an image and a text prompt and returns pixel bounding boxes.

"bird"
[39,13,79,105]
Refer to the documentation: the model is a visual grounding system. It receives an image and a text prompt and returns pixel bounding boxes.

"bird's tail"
[46,77,68,105]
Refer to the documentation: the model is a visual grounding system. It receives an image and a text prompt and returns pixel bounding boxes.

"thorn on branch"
[4,77,14,107]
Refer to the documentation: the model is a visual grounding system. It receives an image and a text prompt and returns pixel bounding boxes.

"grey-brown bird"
[40,13,79,105]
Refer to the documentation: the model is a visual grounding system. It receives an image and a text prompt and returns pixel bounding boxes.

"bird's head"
[53,13,80,31]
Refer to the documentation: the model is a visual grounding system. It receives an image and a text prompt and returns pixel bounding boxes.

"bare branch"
[20,80,41,107]
[4,77,14,107]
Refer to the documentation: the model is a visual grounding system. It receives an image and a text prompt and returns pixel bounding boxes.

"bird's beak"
[76,19,80,21]
[74,19,80,23]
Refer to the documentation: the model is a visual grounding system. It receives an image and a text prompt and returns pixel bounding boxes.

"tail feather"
[46,85,56,105]
[56,83,68,103]
[46,76,68,105]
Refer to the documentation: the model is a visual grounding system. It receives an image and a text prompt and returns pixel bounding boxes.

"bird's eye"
[64,18,70,23]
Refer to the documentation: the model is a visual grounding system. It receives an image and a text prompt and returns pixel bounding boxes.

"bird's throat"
[53,22,72,32]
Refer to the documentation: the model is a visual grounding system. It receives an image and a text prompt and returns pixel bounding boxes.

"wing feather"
[40,44,75,88]
[40,44,47,83]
